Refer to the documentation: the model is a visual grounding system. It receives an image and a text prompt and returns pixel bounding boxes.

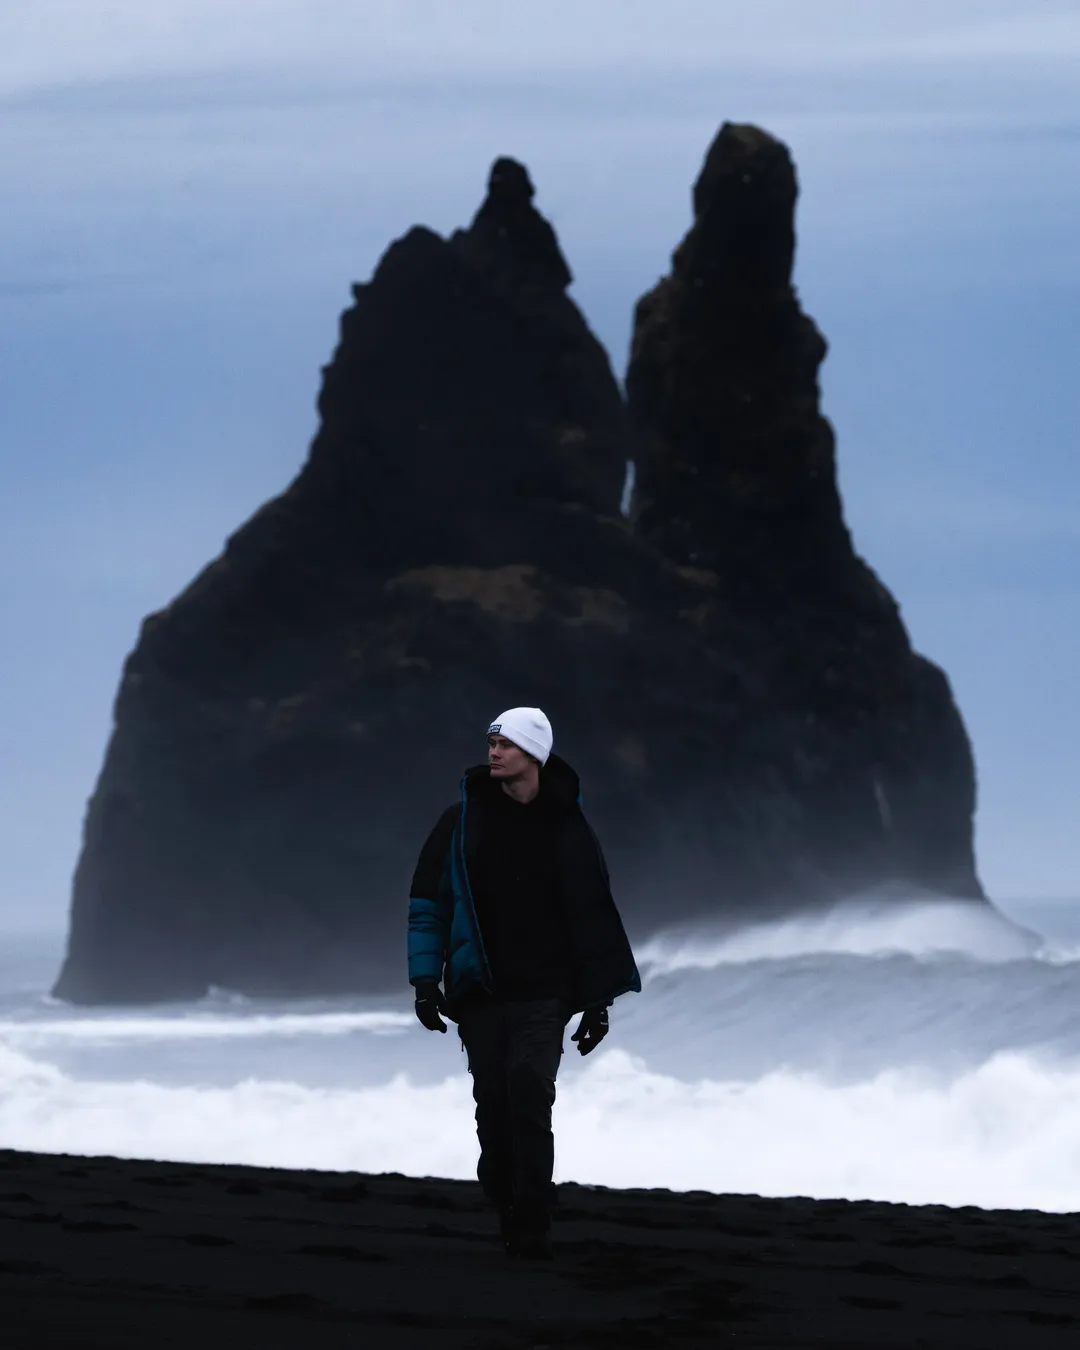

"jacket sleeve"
[407,805,458,989]
[562,812,642,1012]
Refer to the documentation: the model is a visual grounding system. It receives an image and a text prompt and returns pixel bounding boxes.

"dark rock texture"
[55,124,981,1005]
[626,124,981,913]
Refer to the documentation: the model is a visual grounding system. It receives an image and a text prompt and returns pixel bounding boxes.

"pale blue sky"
[1,2,1078,928]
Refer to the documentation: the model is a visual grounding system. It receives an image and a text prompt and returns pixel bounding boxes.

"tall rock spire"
[52,158,658,1004]
[627,121,980,904]
[54,131,982,1006]
[629,123,847,589]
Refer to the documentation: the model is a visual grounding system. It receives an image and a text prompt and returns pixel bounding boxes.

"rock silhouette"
[54,124,981,1005]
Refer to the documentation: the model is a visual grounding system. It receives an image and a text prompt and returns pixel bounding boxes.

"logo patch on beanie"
[487,723,502,735]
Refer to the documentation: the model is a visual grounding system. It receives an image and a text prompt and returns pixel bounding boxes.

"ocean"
[3,896,1080,1212]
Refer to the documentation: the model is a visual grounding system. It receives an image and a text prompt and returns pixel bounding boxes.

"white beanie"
[487,707,553,766]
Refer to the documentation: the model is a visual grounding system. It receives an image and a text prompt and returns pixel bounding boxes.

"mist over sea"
[3,897,1080,1212]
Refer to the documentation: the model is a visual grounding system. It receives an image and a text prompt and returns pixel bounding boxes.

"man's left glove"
[571,1006,609,1056]
[414,983,448,1033]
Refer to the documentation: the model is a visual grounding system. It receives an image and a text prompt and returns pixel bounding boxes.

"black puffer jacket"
[408,755,641,1016]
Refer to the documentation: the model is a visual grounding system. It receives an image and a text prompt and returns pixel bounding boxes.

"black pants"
[457,997,568,1230]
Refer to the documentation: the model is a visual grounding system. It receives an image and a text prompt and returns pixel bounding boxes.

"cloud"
[4,0,1079,99]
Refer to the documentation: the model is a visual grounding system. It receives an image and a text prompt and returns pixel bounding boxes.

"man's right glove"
[414,983,448,1033]
[571,1005,609,1056]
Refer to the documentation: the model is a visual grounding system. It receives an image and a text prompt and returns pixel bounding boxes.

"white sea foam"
[1,903,1078,1212]
[637,897,1043,976]
[2,1040,1080,1211]
[0,1010,412,1048]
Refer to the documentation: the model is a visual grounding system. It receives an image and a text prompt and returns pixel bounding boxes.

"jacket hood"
[463,752,581,811]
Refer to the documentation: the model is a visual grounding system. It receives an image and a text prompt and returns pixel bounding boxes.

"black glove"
[571,1006,609,1056]
[414,983,448,1033]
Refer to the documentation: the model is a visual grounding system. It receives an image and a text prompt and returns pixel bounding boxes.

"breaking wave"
[0,1009,411,1047]
[635,895,1044,973]
[2,898,1079,1211]
[1,1041,1080,1211]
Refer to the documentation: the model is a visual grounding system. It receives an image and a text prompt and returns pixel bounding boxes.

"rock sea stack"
[54,124,982,1005]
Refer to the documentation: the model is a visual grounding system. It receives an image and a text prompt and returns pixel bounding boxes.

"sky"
[1,1,1078,930]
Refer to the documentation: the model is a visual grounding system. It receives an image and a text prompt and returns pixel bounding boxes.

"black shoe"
[503,1209,553,1260]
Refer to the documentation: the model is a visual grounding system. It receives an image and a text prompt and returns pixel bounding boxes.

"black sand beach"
[2,1149,1077,1347]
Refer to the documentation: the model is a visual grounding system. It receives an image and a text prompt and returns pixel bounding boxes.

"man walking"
[408,707,640,1258]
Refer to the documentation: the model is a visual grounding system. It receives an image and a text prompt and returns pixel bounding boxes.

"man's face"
[488,735,534,779]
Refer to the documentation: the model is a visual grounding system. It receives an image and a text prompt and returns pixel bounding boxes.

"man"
[408,707,640,1258]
